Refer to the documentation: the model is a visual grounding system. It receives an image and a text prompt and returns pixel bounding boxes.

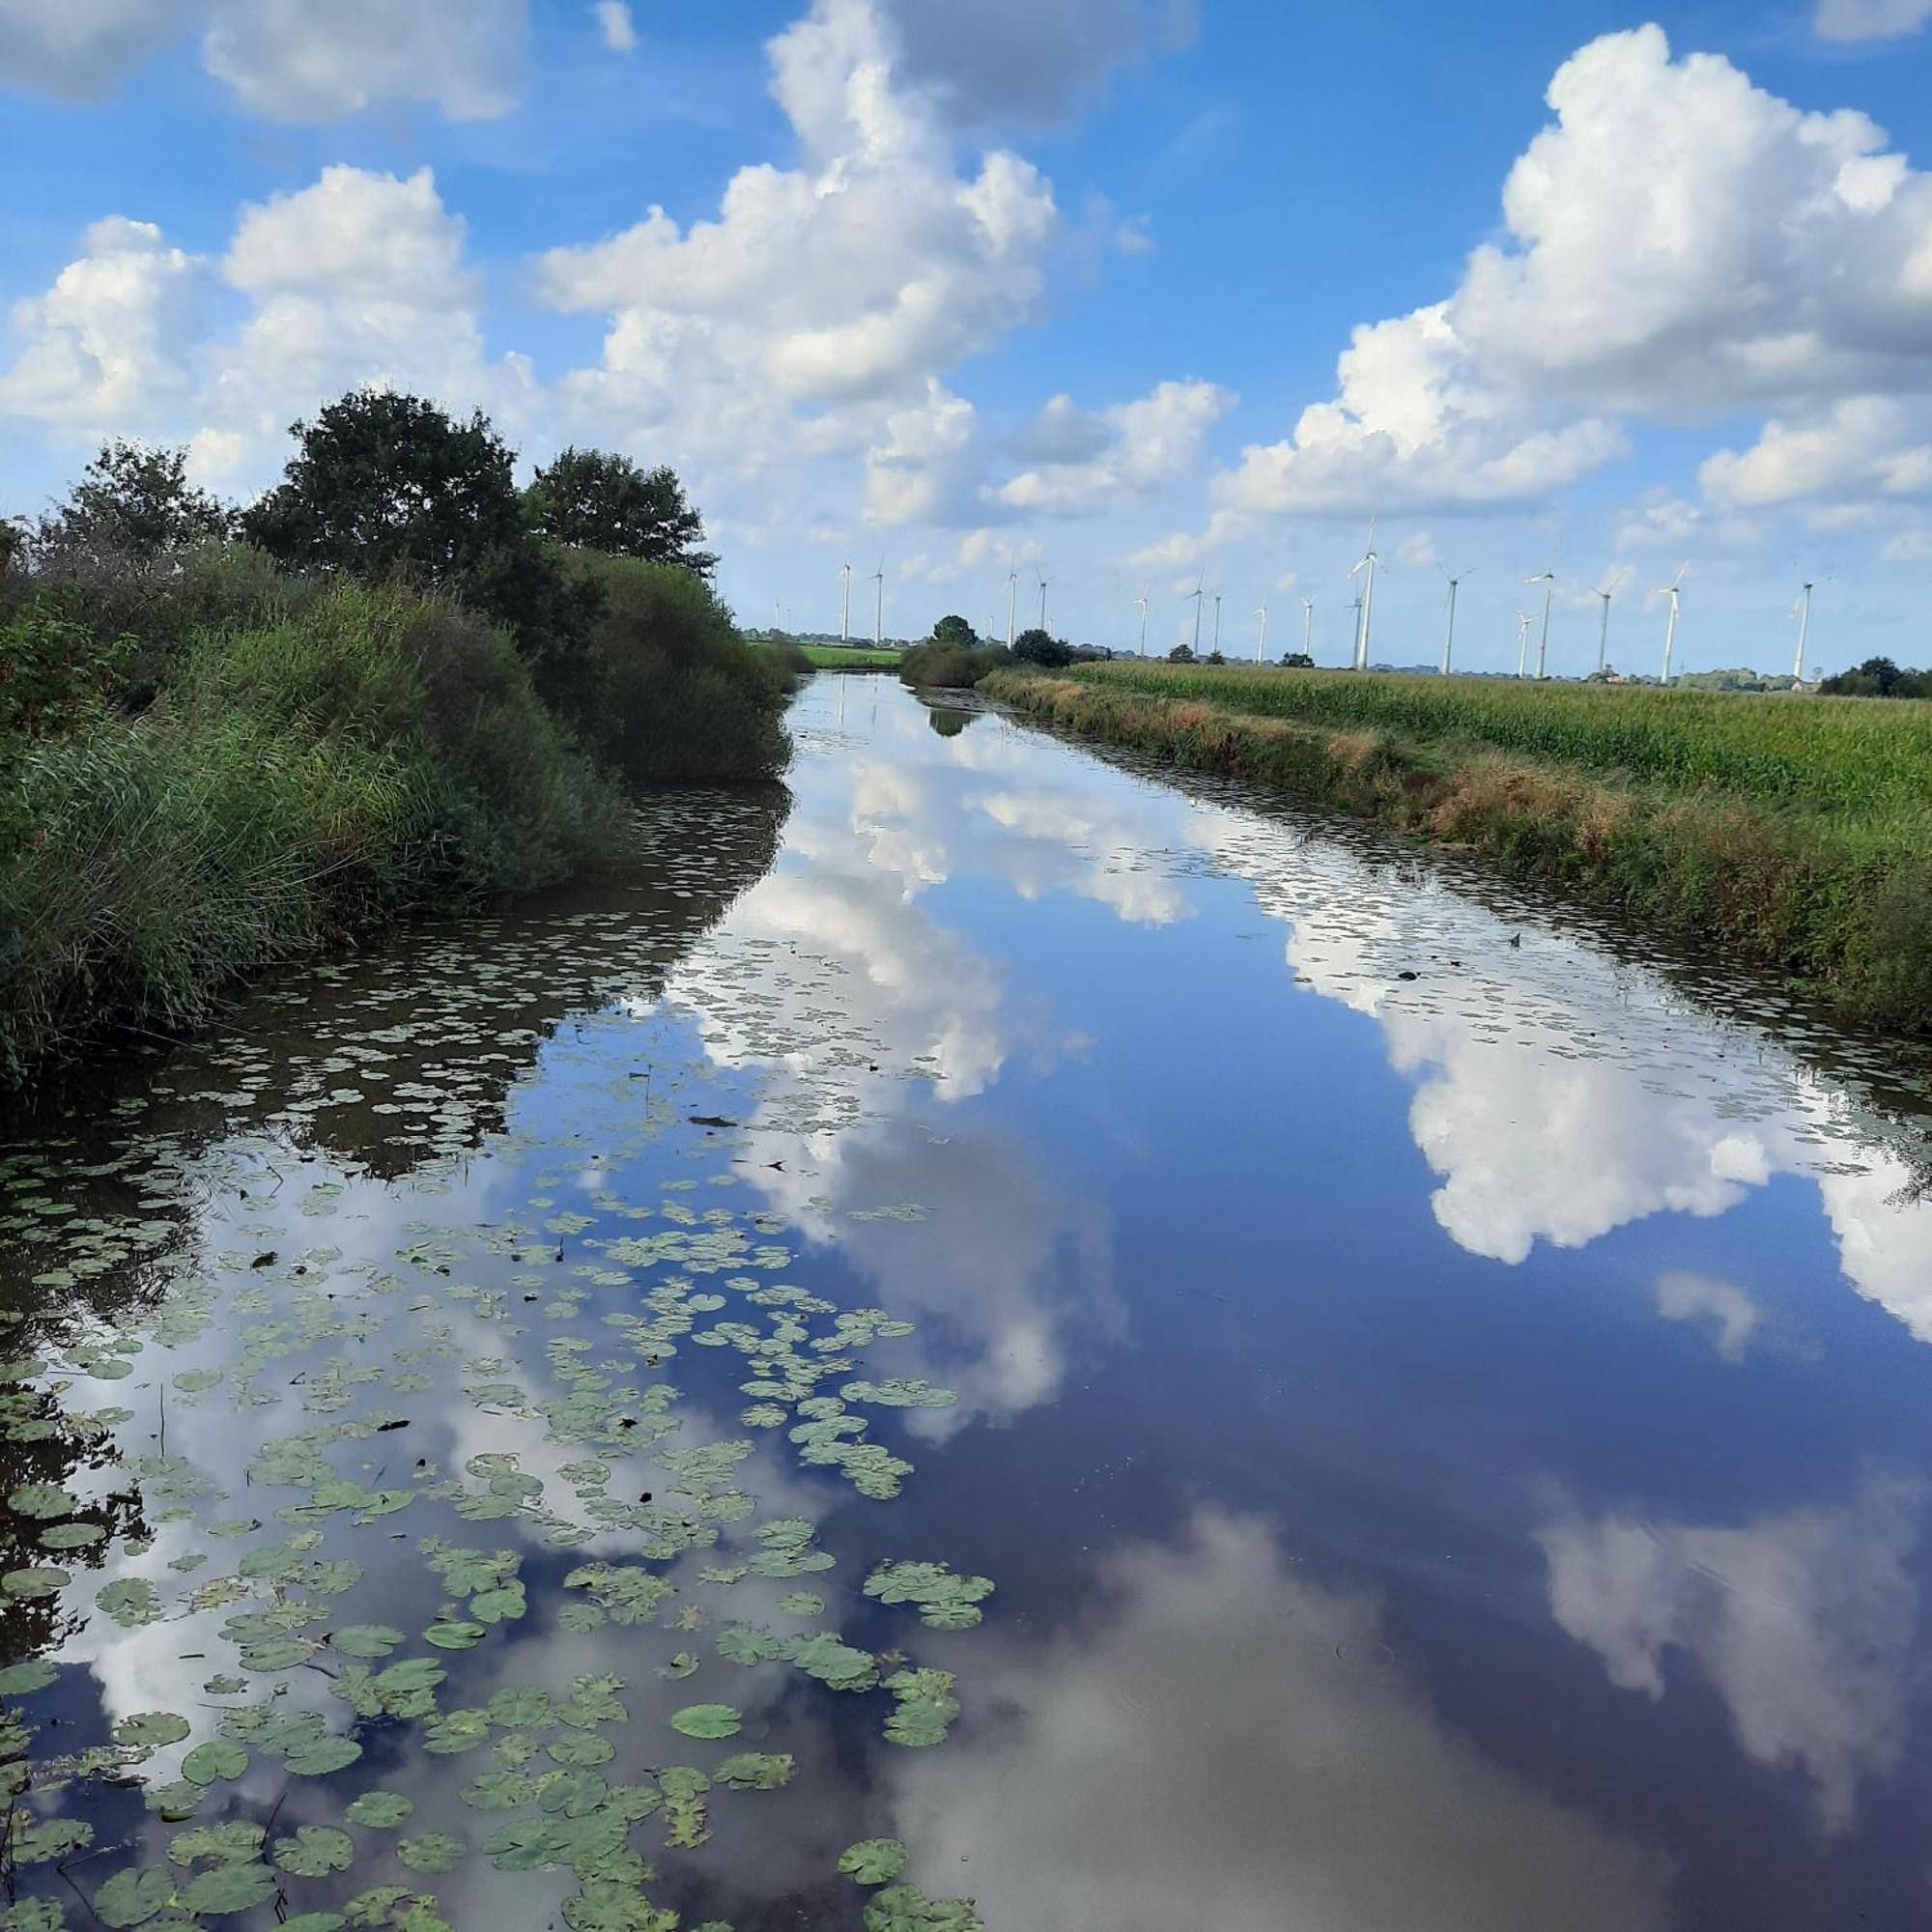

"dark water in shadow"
[6,673,1932,1931]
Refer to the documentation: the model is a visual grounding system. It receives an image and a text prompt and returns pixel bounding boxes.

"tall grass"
[1,583,624,1083]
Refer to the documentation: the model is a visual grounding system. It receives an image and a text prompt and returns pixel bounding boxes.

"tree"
[36,441,233,560]
[1167,643,1196,664]
[242,391,601,721]
[524,447,718,576]
[932,613,978,647]
[1205,649,1226,666]
[1820,655,1931,698]
[1012,627,1075,668]
[1281,651,1315,669]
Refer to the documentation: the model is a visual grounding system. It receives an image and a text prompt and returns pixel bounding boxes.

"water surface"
[6,674,1932,1931]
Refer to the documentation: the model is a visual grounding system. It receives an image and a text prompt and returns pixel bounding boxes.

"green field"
[986,664,1932,1034]
[1079,665,1932,818]
[797,644,900,669]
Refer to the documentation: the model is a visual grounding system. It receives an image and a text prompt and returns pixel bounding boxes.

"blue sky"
[4,0,1932,674]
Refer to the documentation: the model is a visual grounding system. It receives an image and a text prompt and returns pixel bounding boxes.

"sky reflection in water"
[6,675,1932,1930]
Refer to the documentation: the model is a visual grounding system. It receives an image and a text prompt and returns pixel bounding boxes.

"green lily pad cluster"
[0,836,995,1930]
[864,1560,996,1631]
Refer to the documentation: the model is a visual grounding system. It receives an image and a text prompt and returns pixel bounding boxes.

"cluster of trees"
[1167,643,1315,668]
[902,614,1117,689]
[1820,656,1932,699]
[2,390,794,1082]
[6,390,772,782]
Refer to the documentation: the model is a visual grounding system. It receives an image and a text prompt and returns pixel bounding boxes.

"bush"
[0,582,624,1082]
[898,639,1011,690]
[565,553,792,785]
[1013,628,1076,668]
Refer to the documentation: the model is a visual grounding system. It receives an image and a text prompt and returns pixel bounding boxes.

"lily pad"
[93,1867,174,1928]
[180,1862,280,1915]
[183,1739,250,1784]
[112,1711,191,1750]
[346,1790,413,1829]
[839,1839,909,1886]
[668,1703,741,1740]
[396,1833,468,1874]
[275,1826,355,1876]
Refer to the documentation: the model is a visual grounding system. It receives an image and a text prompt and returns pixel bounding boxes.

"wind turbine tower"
[1526,571,1555,680]
[839,562,852,643]
[1037,571,1051,633]
[1301,597,1315,659]
[1006,562,1019,646]
[1136,590,1150,658]
[1657,564,1688,684]
[1516,611,1533,679]
[1188,576,1206,655]
[1212,591,1223,655]
[1439,564,1474,676]
[871,563,885,646]
[1349,522,1380,669]
[1254,603,1268,663]
[1594,568,1628,674]
[1791,574,1833,682]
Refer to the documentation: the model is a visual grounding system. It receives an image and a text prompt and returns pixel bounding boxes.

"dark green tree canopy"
[932,613,977,647]
[37,441,234,561]
[524,447,718,576]
[1012,627,1075,668]
[242,391,602,723]
[1167,643,1196,664]
[242,391,526,582]
[1821,655,1932,698]
[1281,651,1315,668]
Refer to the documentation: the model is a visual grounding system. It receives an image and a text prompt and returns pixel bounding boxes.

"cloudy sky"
[4,0,1932,672]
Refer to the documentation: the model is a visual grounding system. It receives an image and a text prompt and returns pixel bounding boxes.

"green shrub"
[566,553,791,785]
[0,582,624,1083]
[899,640,1012,690]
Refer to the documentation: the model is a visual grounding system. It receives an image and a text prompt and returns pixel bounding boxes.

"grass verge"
[984,666,1932,1037]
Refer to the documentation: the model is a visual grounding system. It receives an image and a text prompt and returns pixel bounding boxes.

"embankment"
[985,666,1932,1036]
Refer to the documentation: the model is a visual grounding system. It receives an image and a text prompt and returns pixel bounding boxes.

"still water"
[7,672,1932,1931]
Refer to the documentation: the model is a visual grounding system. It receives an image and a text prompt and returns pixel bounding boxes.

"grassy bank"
[985,665,1932,1035]
[1,577,627,1082]
[2,408,796,1088]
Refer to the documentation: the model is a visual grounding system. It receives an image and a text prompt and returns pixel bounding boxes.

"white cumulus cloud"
[0,0,526,121]
[997,379,1235,516]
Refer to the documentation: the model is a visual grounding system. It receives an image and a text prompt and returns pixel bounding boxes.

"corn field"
[1081,666,1932,820]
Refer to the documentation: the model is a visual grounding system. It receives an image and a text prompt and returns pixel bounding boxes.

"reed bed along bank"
[985,665,1932,1036]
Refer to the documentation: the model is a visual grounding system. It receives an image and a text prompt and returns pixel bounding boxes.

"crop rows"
[1080,666,1932,818]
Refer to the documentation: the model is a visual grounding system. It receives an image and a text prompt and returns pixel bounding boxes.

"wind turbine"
[1037,569,1051,633]
[1594,567,1629,674]
[871,561,885,646]
[839,562,852,643]
[1439,563,1475,676]
[1791,571,1834,682]
[1136,589,1150,658]
[1349,521,1380,669]
[1254,603,1268,664]
[1526,570,1555,680]
[1301,596,1315,659]
[1211,590,1223,656]
[1187,574,1206,656]
[1516,611,1533,679]
[1006,558,1019,646]
[1656,563,1688,683]
[1350,591,1365,668]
